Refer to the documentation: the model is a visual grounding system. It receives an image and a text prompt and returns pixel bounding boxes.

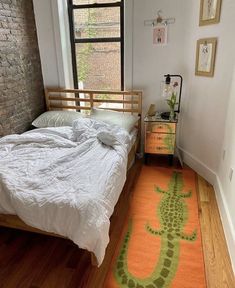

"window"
[68,0,124,90]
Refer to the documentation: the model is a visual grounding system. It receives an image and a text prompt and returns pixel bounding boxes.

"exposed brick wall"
[0,0,45,137]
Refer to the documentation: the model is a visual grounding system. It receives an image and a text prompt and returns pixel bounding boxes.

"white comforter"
[0,118,130,265]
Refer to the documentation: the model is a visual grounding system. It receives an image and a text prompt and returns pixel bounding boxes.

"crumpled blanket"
[0,118,130,265]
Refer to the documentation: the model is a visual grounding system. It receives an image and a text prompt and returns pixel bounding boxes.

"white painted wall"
[179,0,235,176]
[33,0,73,88]
[124,0,134,90]
[216,65,235,271]
[131,0,190,116]
[218,65,235,236]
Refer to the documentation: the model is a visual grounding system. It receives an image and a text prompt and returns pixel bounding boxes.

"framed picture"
[153,24,168,46]
[195,38,217,77]
[199,0,222,26]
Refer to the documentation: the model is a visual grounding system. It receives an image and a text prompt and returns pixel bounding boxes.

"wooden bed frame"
[0,88,142,267]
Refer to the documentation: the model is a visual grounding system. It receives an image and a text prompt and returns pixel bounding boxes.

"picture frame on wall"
[195,38,217,77]
[199,0,222,26]
[153,24,168,46]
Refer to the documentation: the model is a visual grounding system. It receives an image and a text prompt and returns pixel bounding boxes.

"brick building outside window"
[68,0,124,93]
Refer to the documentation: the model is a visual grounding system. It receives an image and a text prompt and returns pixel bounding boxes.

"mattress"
[0,118,135,265]
[128,127,138,153]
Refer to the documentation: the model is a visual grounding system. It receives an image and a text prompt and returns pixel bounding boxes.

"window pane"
[74,7,120,39]
[76,42,121,90]
[73,0,121,5]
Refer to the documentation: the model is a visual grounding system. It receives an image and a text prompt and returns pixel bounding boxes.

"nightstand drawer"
[145,144,174,154]
[146,133,175,146]
[146,123,176,134]
[145,133,175,154]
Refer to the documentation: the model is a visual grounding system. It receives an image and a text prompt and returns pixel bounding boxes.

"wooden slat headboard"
[44,87,143,149]
[45,88,142,115]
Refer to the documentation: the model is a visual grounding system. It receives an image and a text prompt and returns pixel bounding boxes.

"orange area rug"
[104,166,207,288]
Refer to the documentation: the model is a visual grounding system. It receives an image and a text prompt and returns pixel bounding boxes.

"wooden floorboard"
[198,175,235,288]
[0,159,234,287]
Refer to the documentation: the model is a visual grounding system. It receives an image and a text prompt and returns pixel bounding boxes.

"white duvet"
[0,118,131,265]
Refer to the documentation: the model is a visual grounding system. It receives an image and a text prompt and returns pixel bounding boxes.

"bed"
[0,88,142,267]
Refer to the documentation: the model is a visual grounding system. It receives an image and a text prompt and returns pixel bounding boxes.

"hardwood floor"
[197,176,235,288]
[0,158,234,288]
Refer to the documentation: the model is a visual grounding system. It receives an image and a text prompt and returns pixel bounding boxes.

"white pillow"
[32,111,85,128]
[90,108,139,133]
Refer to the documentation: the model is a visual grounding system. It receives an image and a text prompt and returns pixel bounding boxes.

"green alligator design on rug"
[114,172,197,288]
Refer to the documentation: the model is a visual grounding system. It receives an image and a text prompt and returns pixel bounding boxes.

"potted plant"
[166,82,178,120]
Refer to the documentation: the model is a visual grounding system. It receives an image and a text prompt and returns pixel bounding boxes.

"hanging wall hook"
[157,10,163,23]
[144,10,176,27]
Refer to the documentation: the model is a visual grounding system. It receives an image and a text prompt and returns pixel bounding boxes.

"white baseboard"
[178,146,216,184]
[214,176,235,273]
[179,146,235,274]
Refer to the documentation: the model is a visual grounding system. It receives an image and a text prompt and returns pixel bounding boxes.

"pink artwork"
[153,25,168,46]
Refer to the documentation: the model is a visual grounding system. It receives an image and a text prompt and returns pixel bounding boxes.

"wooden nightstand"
[144,111,178,165]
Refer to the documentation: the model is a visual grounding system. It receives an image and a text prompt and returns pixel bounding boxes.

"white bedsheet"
[0,118,131,265]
